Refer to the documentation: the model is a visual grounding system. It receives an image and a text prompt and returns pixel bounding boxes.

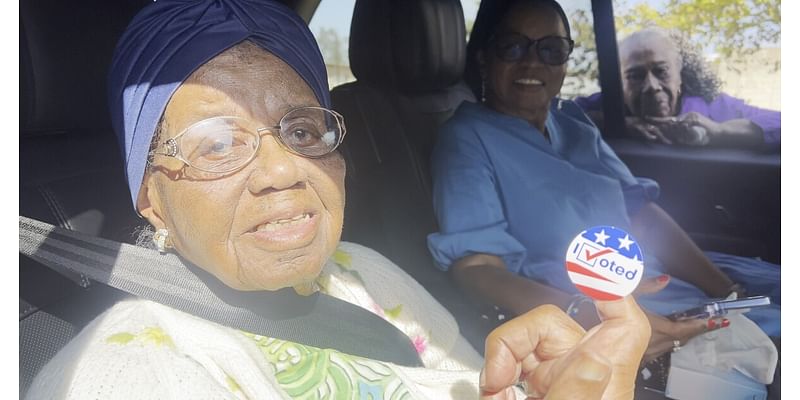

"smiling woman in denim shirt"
[428,0,780,364]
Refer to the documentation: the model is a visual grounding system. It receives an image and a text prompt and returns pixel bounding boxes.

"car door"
[587,0,781,263]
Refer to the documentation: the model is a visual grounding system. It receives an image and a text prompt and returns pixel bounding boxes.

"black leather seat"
[20,0,148,243]
[20,0,150,394]
[332,0,495,349]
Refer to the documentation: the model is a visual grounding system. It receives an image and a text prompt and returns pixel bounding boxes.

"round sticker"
[564,226,644,301]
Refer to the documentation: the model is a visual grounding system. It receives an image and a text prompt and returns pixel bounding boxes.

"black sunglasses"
[491,33,574,65]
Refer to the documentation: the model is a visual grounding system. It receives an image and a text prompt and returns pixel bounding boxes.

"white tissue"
[671,313,778,384]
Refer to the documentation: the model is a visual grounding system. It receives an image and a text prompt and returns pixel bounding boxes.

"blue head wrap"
[108,0,330,207]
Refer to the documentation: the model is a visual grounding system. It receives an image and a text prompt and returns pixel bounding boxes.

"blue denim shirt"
[427,99,779,335]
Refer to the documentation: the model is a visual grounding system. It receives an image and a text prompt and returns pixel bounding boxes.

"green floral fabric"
[246,333,413,400]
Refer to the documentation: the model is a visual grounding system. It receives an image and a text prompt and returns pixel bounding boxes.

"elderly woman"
[428,0,780,365]
[576,28,780,147]
[25,0,650,399]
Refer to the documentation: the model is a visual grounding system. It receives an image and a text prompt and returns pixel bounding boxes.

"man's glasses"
[151,106,346,174]
[491,33,574,65]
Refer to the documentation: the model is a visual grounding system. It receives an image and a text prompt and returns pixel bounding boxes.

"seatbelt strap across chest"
[19,216,423,367]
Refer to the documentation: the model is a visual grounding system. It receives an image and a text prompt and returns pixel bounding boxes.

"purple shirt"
[574,92,781,145]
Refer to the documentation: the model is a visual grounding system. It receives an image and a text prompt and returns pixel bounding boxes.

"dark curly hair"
[669,31,721,102]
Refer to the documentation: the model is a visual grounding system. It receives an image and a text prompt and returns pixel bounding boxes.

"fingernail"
[658,274,670,283]
[479,368,486,389]
[721,318,730,328]
[707,319,717,329]
[576,357,610,382]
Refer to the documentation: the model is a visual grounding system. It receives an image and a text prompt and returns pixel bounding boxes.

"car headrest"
[20,0,149,136]
[349,0,466,93]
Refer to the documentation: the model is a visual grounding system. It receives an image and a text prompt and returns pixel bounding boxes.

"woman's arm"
[452,252,727,363]
[645,113,765,147]
[701,116,764,147]
[583,108,676,144]
[628,201,735,298]
[451,253,600,328]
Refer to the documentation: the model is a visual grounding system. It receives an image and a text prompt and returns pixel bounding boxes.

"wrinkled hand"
[677,112,722,140]
[480,296,650,400]
[634,276,730,362]
[645,112,722,146]
[624,116,673,144]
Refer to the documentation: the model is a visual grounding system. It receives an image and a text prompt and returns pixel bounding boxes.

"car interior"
[19,0,780,397]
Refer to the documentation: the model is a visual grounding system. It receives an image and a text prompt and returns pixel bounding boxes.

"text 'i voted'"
[565,226,644,301]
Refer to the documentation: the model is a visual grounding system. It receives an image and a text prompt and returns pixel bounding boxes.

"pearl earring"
[153,228,170,253]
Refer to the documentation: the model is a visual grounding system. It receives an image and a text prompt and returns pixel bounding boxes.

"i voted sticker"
[565,226,644,301]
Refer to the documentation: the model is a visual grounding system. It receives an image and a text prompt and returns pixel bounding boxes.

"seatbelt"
[19,216,423,367]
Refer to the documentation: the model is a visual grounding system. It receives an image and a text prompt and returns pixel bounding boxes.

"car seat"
[20,0,151,393]
[331,0,497,350]
[20,0,147,243]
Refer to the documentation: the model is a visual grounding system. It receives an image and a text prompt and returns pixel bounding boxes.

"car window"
[599,0,781,264]
[310,0,482,89]
[309,0,355,88]
[560,0,600,99]
[462,0,480,33]
[613,0,780,111]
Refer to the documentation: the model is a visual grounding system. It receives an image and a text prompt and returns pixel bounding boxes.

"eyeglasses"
[491,33,574,65]
[151,106,346,174]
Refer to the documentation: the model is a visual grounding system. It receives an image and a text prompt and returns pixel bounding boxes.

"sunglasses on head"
[491,33,574,65]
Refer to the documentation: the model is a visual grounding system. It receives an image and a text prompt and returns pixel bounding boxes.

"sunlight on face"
[141,42,345,291]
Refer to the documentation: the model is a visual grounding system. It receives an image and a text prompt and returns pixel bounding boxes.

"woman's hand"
[624,116,673,144]
[480,296,650,400]
[641,310,728,362]
[674,112,721,143]
[625,113,727,146]
[635,276,730,362]
[637,113,764,147]
[642,113,718,146]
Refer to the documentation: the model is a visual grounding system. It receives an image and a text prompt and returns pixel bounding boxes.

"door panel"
[607,138,780,263]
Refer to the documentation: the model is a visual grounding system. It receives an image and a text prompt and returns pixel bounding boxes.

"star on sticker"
[593,229,610,245]
[618,234,634,251]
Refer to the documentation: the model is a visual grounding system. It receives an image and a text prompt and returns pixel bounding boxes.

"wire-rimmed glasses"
[151,106,346,174]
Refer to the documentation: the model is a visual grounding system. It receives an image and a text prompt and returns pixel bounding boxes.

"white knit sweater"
[26,242,490,399]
